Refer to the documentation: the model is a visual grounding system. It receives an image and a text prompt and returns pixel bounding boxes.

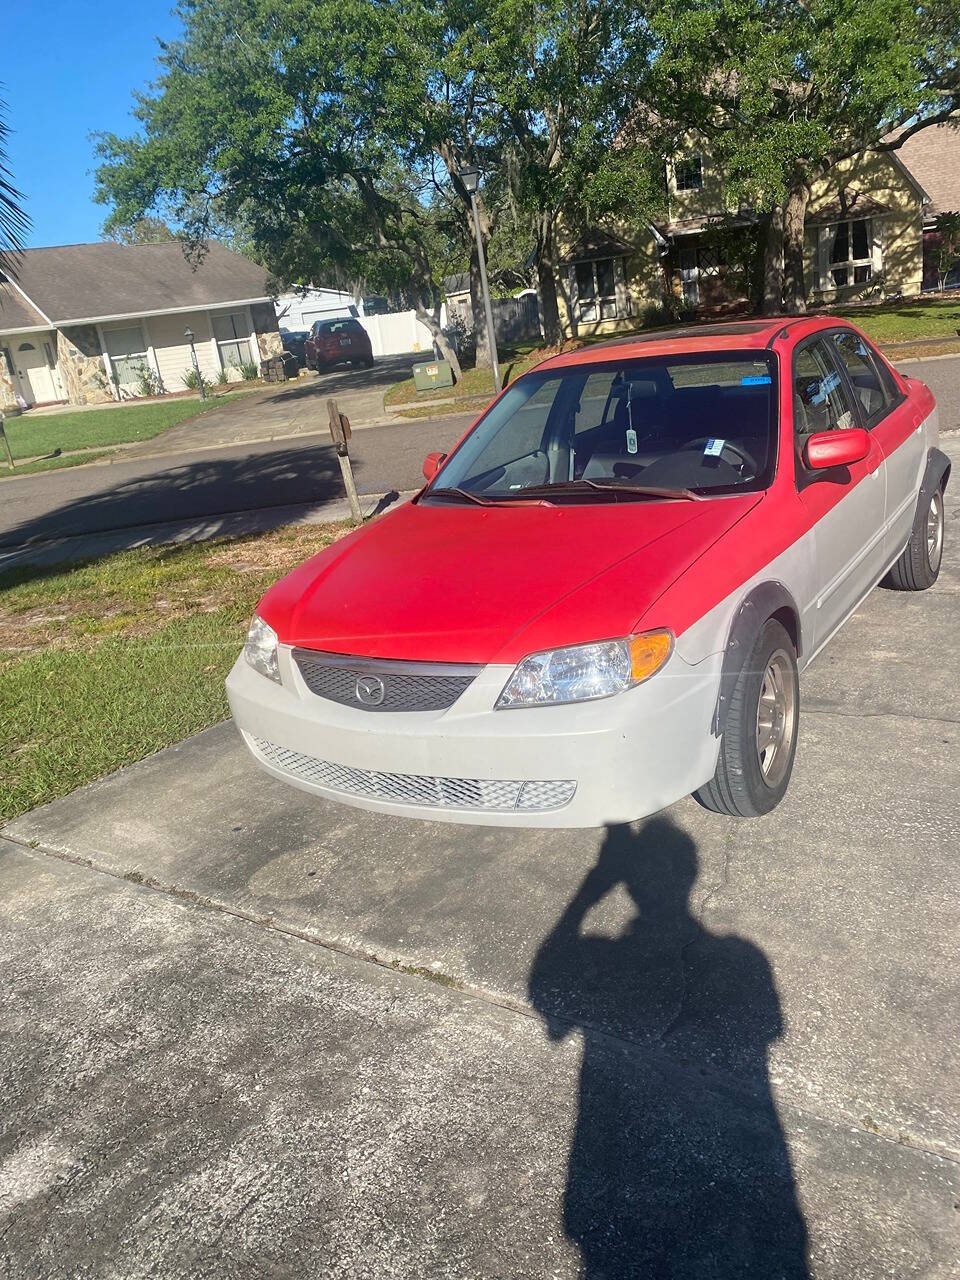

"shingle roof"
[3,240,272,328]
[892,123,960,219]
[0,276,49,332]
[558,230,635,263]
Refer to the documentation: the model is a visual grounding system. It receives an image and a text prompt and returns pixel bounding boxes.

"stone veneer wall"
[251,302,284,362]
[0,347,17,409]
[56,326,112,405]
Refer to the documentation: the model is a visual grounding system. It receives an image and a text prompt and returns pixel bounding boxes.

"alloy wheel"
[755,649,798,788]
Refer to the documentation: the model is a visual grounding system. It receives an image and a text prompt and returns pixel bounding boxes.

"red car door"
[829,329,925,559]
[792,335,887,654]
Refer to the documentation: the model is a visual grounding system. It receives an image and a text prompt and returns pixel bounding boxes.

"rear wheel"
[695,619,799,818]
[884,486,944,591]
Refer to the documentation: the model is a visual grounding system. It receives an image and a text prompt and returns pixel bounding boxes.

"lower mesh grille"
[252,738,576,812]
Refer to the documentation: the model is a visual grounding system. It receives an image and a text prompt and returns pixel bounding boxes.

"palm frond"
[0,92,30,281]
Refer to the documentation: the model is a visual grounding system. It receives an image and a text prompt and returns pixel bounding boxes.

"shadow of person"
[529,818,810,1279]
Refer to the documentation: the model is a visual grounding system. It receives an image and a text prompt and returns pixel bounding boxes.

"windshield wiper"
[579,478,703,501]
[424,486,501,506]
[519,480,703,502]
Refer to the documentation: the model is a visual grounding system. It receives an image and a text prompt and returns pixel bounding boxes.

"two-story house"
[555,129,955,337]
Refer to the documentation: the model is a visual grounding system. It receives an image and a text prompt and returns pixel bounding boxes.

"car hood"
[258,493,761,664]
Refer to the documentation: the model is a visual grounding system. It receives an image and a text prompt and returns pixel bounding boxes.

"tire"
[695,619,800,818]
[884,485,944,591]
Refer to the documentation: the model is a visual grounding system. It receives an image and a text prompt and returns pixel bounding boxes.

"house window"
[212,312,253,368]
[102,324,149,389]
[675,157,703,192]
[827,219,872,287]
[575,258,620,323]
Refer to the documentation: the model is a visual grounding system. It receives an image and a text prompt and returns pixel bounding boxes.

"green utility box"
[412,359,454,392]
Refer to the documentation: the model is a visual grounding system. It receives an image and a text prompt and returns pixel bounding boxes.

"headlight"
[496,631,673,708]
[243,614,280,683]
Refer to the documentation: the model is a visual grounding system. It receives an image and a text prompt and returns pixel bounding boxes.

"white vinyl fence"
[359,310,436,358]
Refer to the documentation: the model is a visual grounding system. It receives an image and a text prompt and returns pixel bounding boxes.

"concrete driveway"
[3,443,959,1277]
[122,352,425,458]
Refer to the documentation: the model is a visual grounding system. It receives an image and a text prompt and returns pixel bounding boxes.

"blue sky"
[4,1,182,248]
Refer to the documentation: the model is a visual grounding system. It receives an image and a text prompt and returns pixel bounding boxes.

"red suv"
[305,317,374,371]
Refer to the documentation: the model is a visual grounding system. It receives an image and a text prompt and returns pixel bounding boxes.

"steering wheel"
[679,437,758,475]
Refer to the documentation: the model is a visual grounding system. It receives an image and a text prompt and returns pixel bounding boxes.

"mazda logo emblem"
[355,675,386,706]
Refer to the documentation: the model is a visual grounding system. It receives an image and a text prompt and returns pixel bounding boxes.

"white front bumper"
[225,646,723,828]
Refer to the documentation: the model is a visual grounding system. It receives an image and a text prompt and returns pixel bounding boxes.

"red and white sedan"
[227,318,948,827]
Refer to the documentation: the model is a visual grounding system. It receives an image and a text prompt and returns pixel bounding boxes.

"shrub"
[181,367,213,395]
[239,359,260,381]
[135,363,165,398]
[216,367,229,386]
[640,297,685,328]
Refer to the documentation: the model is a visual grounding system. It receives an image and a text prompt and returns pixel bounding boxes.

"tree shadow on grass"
[529,817,810,1279]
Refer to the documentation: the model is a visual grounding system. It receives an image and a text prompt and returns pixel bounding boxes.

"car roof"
[535,316,843,371]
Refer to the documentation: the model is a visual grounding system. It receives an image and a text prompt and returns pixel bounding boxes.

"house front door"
[12,339,57,405]
[680,248,700,306]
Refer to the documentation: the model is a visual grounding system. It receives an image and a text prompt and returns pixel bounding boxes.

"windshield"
[426,352,778,501]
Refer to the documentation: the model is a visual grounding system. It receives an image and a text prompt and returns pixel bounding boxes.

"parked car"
[228,317,948,828]
[280,329,309,368]
[305,317,374,371]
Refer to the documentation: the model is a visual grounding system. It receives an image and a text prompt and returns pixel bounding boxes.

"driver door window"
[793,339,857,439]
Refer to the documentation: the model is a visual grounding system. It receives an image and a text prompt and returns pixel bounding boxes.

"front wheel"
[884,486,944,591]
[695,619,800,818]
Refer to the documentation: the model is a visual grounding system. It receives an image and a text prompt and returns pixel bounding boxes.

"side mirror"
[803,427,870,471]
[422,451,446,482]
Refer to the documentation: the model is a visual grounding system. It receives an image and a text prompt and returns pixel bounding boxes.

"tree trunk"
[536,212,562,344]
[762,205,784,315]
[782,183,809,315]
[416,305,462,382]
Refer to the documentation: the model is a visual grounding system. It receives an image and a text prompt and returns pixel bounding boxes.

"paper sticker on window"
[810,371,840,405]
[704,438,725,457]
[741,375,771,385]
[625,428,638,455]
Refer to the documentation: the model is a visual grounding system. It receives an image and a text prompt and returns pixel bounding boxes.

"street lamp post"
[184,327,206,400]
[458,164,501,395]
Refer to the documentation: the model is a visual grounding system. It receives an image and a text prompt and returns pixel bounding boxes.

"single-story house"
[274,286,359,333]
[0,240,283,409]
[555,126,958,337]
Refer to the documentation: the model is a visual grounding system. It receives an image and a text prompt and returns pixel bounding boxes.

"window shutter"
[871,220,883,284]
[614,257,629,317]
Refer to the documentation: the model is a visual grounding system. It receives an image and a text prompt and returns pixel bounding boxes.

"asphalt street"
[0,352,955,552]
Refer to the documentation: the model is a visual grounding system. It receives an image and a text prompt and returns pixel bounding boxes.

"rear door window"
[830,331,892,425]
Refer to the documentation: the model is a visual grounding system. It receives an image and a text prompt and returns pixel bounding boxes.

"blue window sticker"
[704,438,725,457]
[810,371,840,405]
[741,374,771,385]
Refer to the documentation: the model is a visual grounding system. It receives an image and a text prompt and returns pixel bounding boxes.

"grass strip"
[0,522,347,821]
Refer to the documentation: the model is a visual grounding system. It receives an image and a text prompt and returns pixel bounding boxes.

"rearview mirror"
[803,427,870,471]
[422,451,446,482]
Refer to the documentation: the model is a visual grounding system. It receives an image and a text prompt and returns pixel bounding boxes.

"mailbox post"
[327,398,362,524]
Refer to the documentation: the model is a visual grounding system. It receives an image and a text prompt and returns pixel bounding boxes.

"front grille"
[252,737,576,813]
[293,649,480,713]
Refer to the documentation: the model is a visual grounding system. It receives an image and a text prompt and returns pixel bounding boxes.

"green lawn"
[384,346,542,407]
[2,392,246,463]
[837,296,960,345]
[0,522,347,821]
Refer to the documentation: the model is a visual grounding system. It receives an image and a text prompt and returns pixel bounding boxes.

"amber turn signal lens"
[628,630,674,683]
